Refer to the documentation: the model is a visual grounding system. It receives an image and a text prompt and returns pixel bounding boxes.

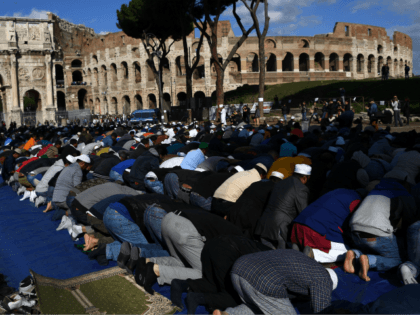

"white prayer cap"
[134,137,141,142]
[210,124,216,128]
[75,154,91,164]
[385,135,394,141]
[294,164,312,175]
[234,166,245,172]
[336,137,345,145]
[145,171,158,179]
[100,142,105,146]
[298,153,311,158]
[271,171,284,179]
[328,146,339,153]
[125,168,131,173]
[291,116,295,119]
[280,119,284,121]
[186,141,190,144]
[219,104,224,108]
[93,145,101,150]
[227,155,235,159]
[172,122,176,125]
[66,155,76,163]
[77,132,81,135]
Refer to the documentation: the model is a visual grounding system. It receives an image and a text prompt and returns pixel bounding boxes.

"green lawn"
[218,77,420,114]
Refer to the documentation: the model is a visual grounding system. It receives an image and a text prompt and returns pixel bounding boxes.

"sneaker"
[2,293,36,312]
[56,216,72,231]
[29,191,37,203]
[20,190,31,201]
[17,186,26,196]
[35,196,46,208]
[19,276,36,298]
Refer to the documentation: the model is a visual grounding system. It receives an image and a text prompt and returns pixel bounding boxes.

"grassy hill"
[217,77,420,114]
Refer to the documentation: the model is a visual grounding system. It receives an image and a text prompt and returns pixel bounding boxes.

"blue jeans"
[86,173,94,180]
[190,192,212,211]
[283,114,287,122]
[322,112,327,119]
[302,112,307,121]
[144,205,167,247]
[38,186,55,201]
[164,173,179,199]
[351,232,406,271]
[144,179,164,195]
[104,207,169,261]
[109,170,123,182]
[66,195,76,210]
[27,174,42,187]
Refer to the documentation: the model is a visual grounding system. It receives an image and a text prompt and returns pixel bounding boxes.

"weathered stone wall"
[0,14,414,125]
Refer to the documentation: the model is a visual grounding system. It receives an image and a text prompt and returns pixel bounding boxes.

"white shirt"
[391,101,400,111]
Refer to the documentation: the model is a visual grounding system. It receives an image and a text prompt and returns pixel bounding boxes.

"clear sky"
[1,0,418,73]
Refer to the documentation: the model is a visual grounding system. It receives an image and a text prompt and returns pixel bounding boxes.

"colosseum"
[0,12,413,126]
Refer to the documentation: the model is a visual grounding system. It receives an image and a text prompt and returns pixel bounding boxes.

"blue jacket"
[111,159,136,175]
[180,149,205,170]
[2,154,16,180]
[368,103,378,116]
[102,135,113,147]
[293,189,360,243]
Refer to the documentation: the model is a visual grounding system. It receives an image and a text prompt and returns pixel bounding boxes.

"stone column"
[324,59,330,72]
[277,57,282,72]
[352,56,357,77]
[309,57,315,72]
[338,57,343,72]
[9,53,22,126]
[363,57,368,79]
[44,53,56,124]
[293,57,299,72]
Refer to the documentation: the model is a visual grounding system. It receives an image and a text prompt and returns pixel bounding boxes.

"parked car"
[130,109,160,124]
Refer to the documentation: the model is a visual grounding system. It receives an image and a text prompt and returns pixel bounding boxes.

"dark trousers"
[211,198,234,218]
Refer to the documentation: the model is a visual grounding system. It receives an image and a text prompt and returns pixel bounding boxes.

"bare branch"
[232,1,247,34]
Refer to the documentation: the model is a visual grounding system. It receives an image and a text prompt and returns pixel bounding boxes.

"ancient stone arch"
[315,52,325,71]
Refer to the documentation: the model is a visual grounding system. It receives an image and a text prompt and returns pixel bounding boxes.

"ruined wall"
[0,14,414,122]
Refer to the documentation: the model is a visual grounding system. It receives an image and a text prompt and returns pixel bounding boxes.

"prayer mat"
[0,182,117,290]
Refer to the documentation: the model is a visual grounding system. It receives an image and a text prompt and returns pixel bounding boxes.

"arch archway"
[92,55,98,64]
[55,64,64,86]
[71,59,82,68]
[148,94,157,109]
[133,62,141,83]
[93,68,99,86]
[121,95,131,115]
[175,56,185,76]
[194,91,205,108]
[300,39,310,48]
[57,91,66,110]
[299,53,309,71]
[377,45,383,54]
[101,65,107,84]
[314,52,325,71]
[177,92,187,106]
[134,94,143,110]
[163,93,171,109]
[357,54,365,73]
[95,98,101,114]
[192,56,205,79]
[329,53,339,71]
[343,53,353,72]
[266,54,277,72]
[231,54,241,72]
[72,70,83,83]
[78,89,87,110]
[132,47,140,58]
[24,89,41,111]
[147,64,154,81]
[121,62,129,79]
[282,52,294,71]
[394,58,398,75]
[247,53,259,72]
[368,55,375,73]
[111,97,118,114]
[265,39,276,49]
[110,63,117,82]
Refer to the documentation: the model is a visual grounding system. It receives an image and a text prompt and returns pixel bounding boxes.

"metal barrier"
[21,111,37,126]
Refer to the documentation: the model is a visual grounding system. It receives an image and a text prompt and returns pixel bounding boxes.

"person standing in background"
[391,95,403,127]
[402,97,411,126]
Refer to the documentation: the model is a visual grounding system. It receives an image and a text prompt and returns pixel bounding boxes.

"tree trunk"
[211,27,224,120]
[183,34,193,102]
[258,36,265,120]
